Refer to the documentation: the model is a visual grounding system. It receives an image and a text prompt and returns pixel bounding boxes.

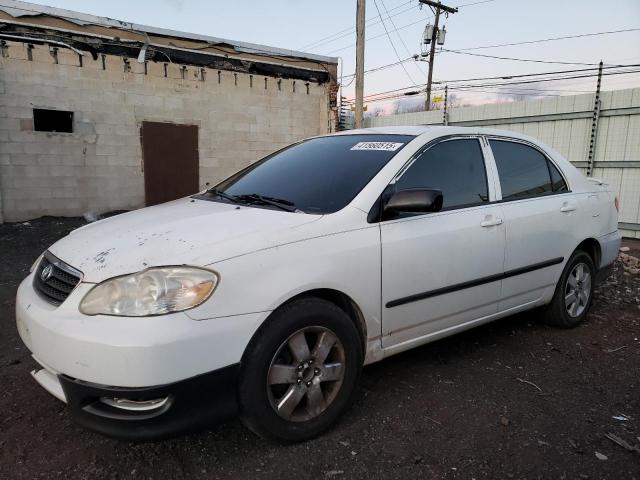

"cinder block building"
[0,1,338,222]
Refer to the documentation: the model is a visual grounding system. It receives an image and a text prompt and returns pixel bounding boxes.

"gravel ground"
[1,217,639,480]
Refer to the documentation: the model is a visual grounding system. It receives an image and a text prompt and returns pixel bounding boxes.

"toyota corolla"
[16,126,620,441]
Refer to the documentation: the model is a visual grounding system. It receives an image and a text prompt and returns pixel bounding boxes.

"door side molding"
[386,257,564,308]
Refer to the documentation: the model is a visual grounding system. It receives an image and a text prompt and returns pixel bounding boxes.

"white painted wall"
[0,41,332,222]
[365,88,640,238]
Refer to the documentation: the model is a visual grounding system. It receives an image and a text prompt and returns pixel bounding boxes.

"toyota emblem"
[41,264,53,282]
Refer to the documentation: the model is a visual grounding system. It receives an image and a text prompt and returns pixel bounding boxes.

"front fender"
[184,226,382,346]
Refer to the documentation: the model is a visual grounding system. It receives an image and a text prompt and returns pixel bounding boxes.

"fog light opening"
[99,396,169,412]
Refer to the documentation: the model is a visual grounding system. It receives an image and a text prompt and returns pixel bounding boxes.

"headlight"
[30,253,44,273]
[79,267,218,316]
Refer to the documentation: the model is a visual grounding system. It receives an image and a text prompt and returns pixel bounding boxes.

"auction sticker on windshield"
[350,142,404,151]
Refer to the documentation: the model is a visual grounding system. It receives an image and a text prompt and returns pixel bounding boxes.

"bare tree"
[364,106,386,118]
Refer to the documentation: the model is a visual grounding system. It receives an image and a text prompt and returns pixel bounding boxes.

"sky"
[19,0,640,109]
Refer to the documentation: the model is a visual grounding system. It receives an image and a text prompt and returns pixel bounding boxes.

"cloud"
[490,77,584,102]
[160,0,184,10]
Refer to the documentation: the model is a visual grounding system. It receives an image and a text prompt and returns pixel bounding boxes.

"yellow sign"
[350,105,368,112]
[432,95,444,103]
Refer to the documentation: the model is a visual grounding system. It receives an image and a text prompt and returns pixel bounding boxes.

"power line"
[325,14,432,55]
[341,66,640,104]
[299,0,415,50]
[380,0,426,76]
[452,27,640,51]
[439,64,630,83]
[340,52,626,82]
[451,88,566,97]
[341,56,415,79]
[381,0,419,57]
[326,16,433,55]
[441,48,605,66]
[372,0,419,85]
[393,68,640,98]
[447,68,640,90]
[326,25,640,56]
[345,65,640,104]
[361,69,640,104]
[311,0,493,52]
[338,27,640,81]
[324,0,494,55]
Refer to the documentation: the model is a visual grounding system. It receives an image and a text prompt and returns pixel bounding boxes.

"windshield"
[209,134,414,214]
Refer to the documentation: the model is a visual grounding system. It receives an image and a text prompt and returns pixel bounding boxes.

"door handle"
[480,218,503,227]
[560,205,576,213]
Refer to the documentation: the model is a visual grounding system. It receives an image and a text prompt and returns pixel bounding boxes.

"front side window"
[490,140,566,200]
[394,138,489,210]
[211,134,414,214]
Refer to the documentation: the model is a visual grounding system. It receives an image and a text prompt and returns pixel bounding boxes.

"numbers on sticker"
[350,142,404,152]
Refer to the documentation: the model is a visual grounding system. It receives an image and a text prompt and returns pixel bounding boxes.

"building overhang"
[0,0,337,84]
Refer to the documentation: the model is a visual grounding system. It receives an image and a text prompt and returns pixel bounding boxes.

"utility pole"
[355,0,366,128]
[419,0,457,111]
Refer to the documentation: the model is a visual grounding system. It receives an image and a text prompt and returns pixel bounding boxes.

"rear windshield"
[210,134,414,214]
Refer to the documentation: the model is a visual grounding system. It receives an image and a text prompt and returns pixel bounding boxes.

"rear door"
[141,121,199,206]
[380,136,506,348]
[487,138,578,311]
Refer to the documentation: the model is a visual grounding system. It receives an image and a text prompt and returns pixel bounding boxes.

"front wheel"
[238,297,363,442]
[542,250,596,328]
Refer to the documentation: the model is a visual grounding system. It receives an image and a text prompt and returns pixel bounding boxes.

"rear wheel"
[238,297,363,442]
[543,250,595,328]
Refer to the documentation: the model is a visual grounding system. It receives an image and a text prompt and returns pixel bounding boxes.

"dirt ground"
[1,217,638,480]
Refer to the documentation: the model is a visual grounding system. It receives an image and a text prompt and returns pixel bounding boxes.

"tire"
[238,297,363,442]
[542,250,596,328]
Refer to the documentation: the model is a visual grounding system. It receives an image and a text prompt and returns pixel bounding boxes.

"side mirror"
[383,188,443,216]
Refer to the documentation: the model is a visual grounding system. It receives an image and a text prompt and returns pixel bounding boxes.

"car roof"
[332,125,535,140]
[332,125,585,189]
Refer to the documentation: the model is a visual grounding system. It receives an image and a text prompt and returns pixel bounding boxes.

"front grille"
[33,252,82,306]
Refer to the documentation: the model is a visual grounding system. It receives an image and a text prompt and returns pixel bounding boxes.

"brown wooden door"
[141,121,199,206]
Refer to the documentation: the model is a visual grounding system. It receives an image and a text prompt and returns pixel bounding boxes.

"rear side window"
[490,140,562,200]
[548,161,568,192]
[395,138,489,210]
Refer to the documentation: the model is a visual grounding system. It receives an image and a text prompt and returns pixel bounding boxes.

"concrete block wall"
[0,41,332,222]
[365,88,640,238]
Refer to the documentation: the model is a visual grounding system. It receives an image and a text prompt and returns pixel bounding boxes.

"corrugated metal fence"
[365,88,640,238]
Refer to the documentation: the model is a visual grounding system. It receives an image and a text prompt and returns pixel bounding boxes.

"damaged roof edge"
[0,0,338,65]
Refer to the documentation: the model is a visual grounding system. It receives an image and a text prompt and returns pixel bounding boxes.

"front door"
[380,137,506,348]
[141,121,199,206]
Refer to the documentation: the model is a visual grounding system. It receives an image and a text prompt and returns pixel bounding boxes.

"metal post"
[443,84,449,125]
[586,60,603,177]
[354,0,366,129]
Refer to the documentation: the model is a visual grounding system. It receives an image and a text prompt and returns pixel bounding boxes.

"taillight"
[614,196,619,212]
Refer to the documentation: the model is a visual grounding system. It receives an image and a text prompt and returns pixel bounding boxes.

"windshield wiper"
[235,194,297,212]
[206,188,239,203]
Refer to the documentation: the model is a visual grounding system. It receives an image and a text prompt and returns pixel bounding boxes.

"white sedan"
[16,126,620,441]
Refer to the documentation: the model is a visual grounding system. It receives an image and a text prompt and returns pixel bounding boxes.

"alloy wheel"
[267,326,346,422]
[565,262,591,318]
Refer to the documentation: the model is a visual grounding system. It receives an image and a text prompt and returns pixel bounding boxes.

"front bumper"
[58,363,239,441]
[16,271,270,439]
[28,354,239,440]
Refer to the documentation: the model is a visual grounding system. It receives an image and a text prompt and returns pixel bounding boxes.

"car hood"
[48,197,322,283]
